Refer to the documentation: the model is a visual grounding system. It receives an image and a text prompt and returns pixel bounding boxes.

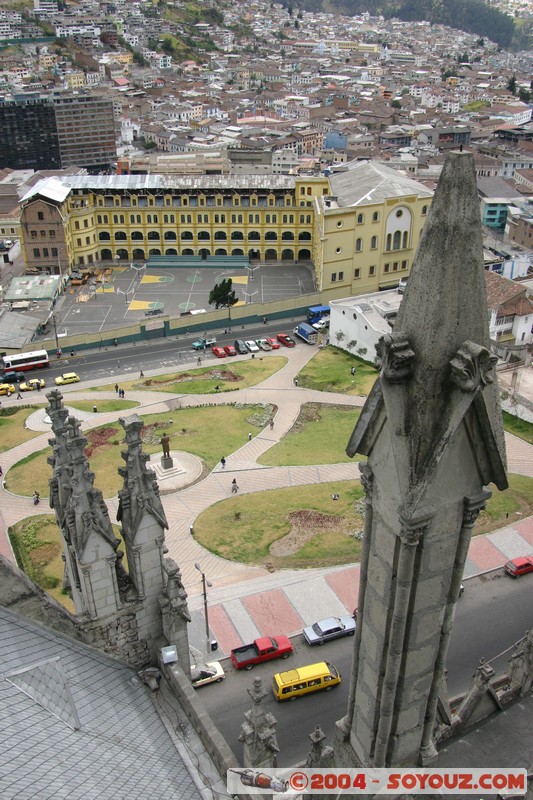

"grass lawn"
[298,346,377,396]
[0,406,43,453]
[194,481,365,569]
[67,399,139,413]
[194,473,533,569]
[502,411,533,446]
[8,514,124,612]
[259,403,361,466]
[91,356,287,395]
[6,403,274,499]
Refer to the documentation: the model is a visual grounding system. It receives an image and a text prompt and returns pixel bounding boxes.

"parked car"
[245,340,260,353]
[20,378,45,391]
[277,333,296,347]
[312,318,330,331]
[224,344,237,356]
[55,372,80,386]
[256,338,272,351]
[504,555,533,577]
[231,636,293,670]
[265,337,281,350]
[234,339,248,355]
[211,346,227,358]
[190,661,225,688]
[0,383,15,395]
[145,307,164,317]
[303,615,356,645]
[192,336,216,351]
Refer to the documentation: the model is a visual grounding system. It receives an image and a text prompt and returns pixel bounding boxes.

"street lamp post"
[195,562,213,653]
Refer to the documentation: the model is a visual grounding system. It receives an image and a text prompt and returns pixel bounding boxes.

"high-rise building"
[0,95,61,171]
[0,93,116,172]
[53,94,117,170]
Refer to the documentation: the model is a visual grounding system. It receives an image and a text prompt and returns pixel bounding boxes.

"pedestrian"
[115,383,119,393]
[70,350,75,357]
[248,432,252,441]
[17,390,22,399]
[231,478,238,493]
[121,389,126,398]
[350,366,356,376]
[139,370,144,378]
[294,377,298,387]
[269,418,274,430]
[189,524,194,535]
[263,316,267,324]
[215,385,220,392]
[114,338,118,347]
[220,457,226,468]
[197,356,201,367]
[56,347,62,358]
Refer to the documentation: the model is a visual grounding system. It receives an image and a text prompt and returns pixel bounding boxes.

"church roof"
[0,607,205,800]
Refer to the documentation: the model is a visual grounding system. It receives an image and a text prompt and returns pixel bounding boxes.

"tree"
[507,75,517,95]
[209,278,238,327]
[518,88,531,103]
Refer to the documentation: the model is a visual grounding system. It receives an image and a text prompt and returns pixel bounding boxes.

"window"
[371,235,377,249]
[97,215,102,224]
[49,230,55,237]
[337,220,343,228]
[31,231,37,239]
[99,232,110,241]
[357,213,364,224]
[402,260,408,270]
[355,238,362,252]
[85,237,90,245]
[40,230,46,238]
[181,214,192,224]
[422,205,428,215]
[335,247,342,254]
[75,221,80,230]
[83,219,88,228]
[339,271,344,280]
[33,248,40,257]
[147,231,160,241]
[37,212,44,221]
[396,209,403,218]
[51,248,58,257]
[198,231,210,240]
[131,231,143,240]
[384,263,390,273]
[164,231,177,241]
[77,238,81,247]
[231,231,244,240]
[43,248,49,257]
[331,273,337,282]
[114,231,127,241]
[393,231,401,249]
[181,231,193,240]
[354,268,361,279]
[369,265,376,276]
[372,211,379,222]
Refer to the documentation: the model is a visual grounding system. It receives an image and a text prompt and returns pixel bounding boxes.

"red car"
[504,555,533,577]
[224,344,237,356]
[277,333,296,347]
[211,346,227,358]
[265,337,281,350]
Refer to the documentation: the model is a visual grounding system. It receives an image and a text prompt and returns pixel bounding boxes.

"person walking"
[220,457,226,469]
[16,389,22,399]
[139,370,144,378]
[231,478,238,493]
[115,383,119,393]
[248,432,252,441]
[269,418,274,430]
[197,356,202,367]
[294,377,298,387]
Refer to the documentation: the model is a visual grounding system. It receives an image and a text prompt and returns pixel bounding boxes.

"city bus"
[2,350,50,373]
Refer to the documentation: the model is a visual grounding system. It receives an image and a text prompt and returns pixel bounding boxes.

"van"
[234,339,248,355]
[271,661,341,702]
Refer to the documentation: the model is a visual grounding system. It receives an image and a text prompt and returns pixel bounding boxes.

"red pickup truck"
[230,635,293,670]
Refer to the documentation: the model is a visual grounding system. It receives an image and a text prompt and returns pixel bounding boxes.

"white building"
[329,289,403,363]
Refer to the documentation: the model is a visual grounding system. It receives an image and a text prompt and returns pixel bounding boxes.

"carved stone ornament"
[375,331,415,383]
[449,340,497,393]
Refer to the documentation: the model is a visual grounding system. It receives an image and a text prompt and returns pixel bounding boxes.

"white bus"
[2,350,50,373]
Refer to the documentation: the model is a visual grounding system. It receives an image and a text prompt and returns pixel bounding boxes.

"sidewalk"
[1,345,532,663]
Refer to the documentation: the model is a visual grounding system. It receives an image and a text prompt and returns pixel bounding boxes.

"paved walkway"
[1,349,532,659]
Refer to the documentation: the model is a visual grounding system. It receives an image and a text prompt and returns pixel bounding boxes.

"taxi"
[55,372,80,385]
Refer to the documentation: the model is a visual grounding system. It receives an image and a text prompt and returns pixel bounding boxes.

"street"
[197,571,533,767]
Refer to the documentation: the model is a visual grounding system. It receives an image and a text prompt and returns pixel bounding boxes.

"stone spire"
[338,152,508,769]
[239,677,280,768]
[46,390,121,618]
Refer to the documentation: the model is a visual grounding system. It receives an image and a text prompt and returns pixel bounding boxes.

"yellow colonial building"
[19,162,433,296]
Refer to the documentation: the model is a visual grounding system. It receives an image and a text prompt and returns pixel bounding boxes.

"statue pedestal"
[161,455,174,470]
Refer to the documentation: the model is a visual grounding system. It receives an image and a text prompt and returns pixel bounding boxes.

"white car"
[256,338,272,351]
[191,661,225,688]
[312,318,330,331]
[245,340,260,353]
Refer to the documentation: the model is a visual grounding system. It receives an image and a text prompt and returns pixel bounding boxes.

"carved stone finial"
[247,676,268,705]
[449,340,497,392]
[375,331,415,383]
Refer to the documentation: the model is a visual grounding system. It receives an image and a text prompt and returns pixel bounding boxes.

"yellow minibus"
[271,661,341,701]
